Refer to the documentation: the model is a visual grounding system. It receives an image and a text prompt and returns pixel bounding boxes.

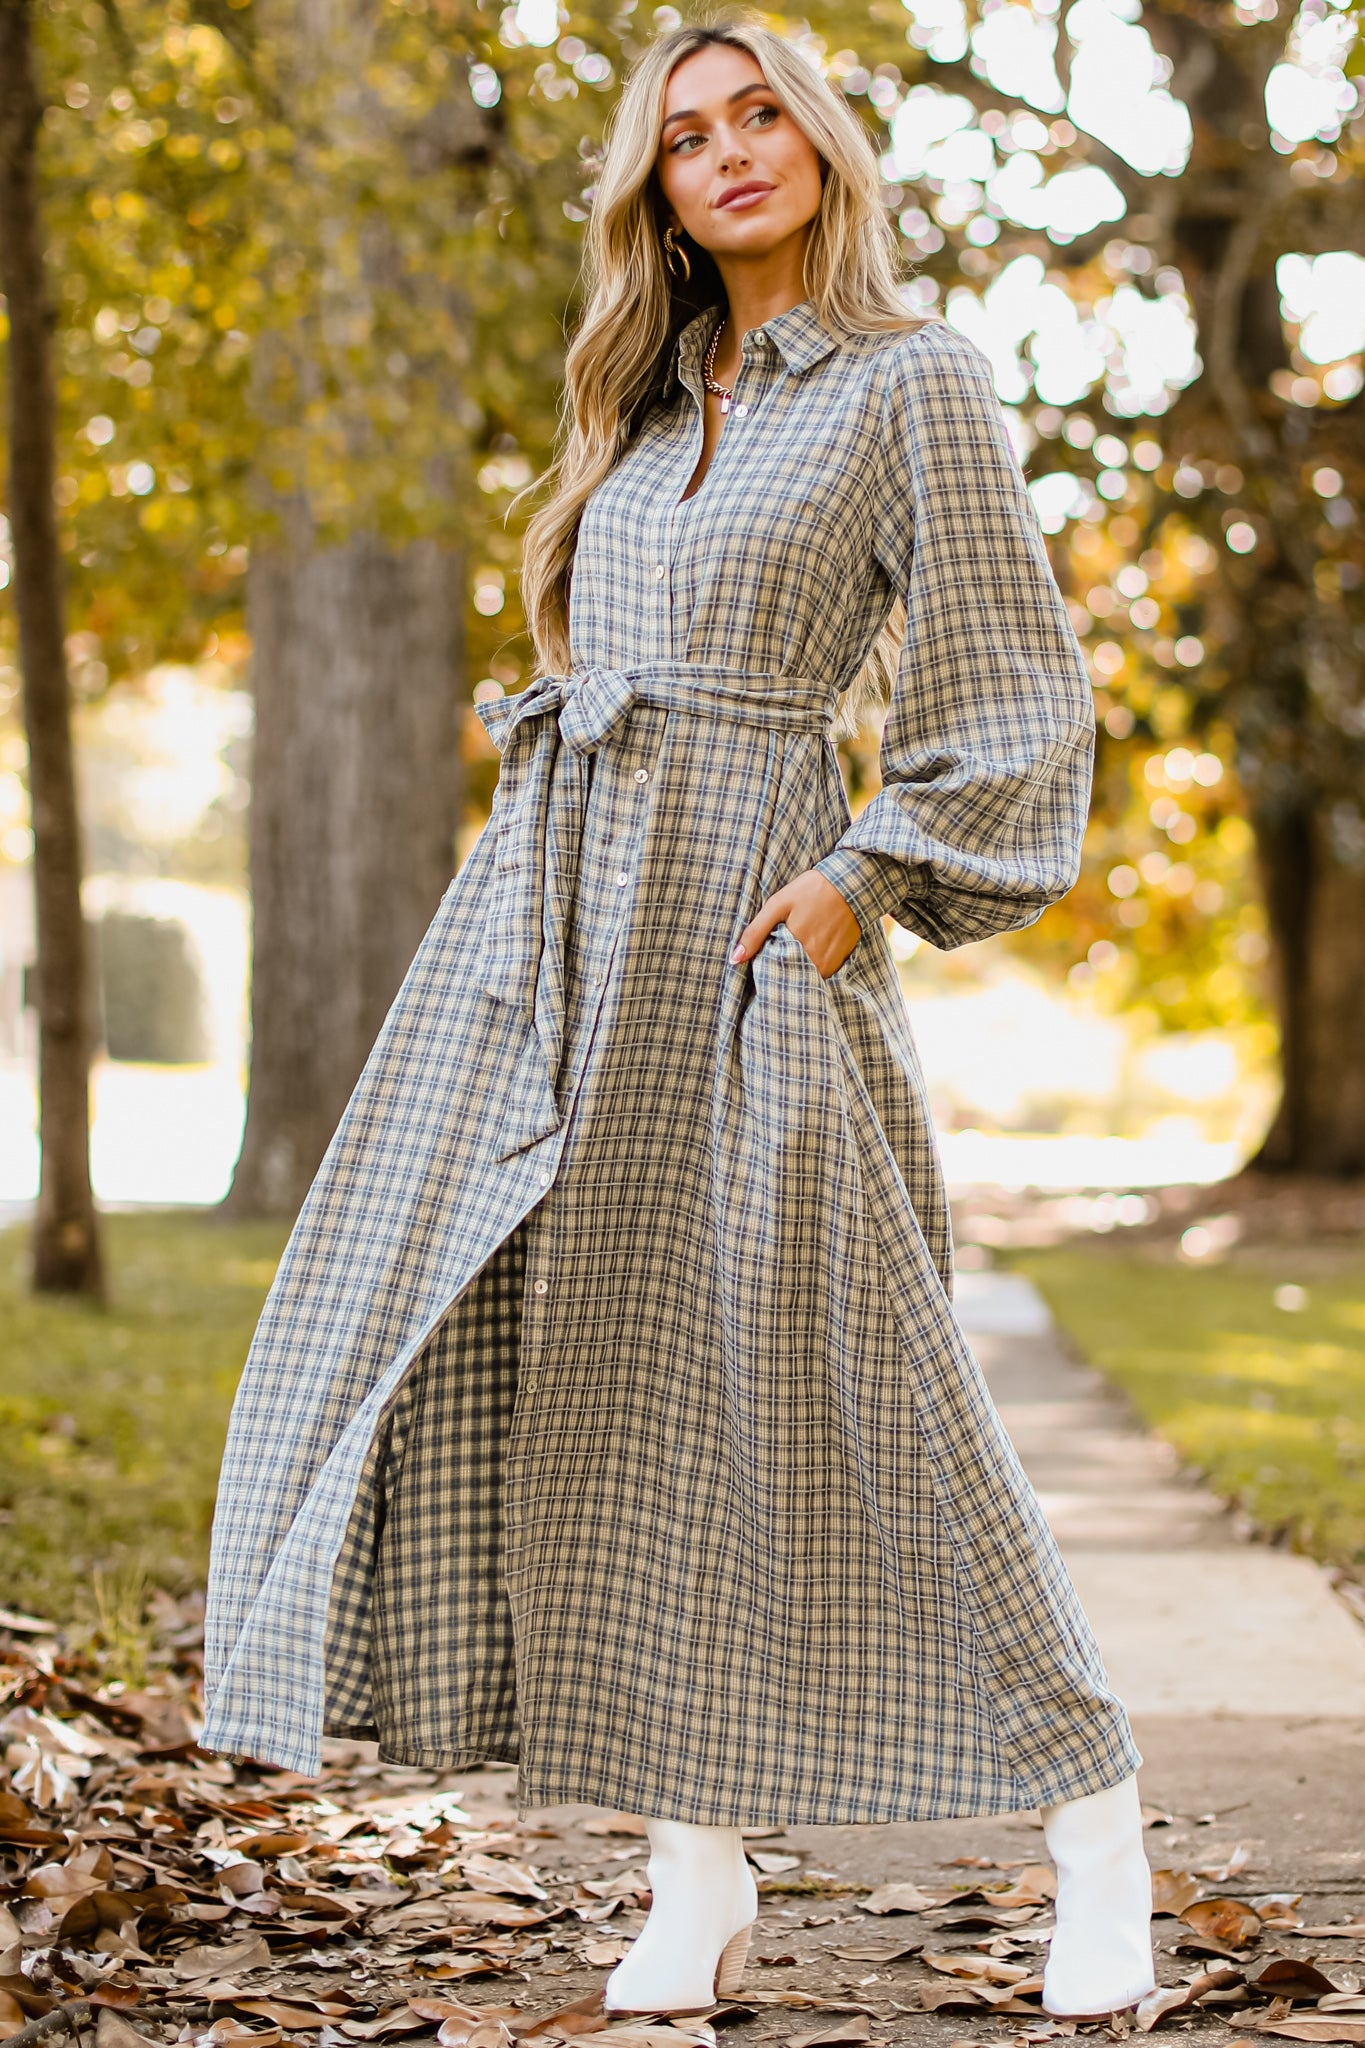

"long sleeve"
[814,321,1096,950]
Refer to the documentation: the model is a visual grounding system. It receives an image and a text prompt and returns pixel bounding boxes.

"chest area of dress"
[574,359,886,606]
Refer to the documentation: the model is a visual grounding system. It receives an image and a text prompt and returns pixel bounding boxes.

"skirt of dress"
[317,1200,1142,1825]
[326,1223,527,1766]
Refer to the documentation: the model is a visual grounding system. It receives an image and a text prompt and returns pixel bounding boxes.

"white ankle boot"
[602,1816,759,2016]
[1041,1774,1156,2016]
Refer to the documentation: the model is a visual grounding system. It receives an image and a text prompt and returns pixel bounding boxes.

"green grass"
[0,1211,287,1622]
[1013,1243,1365,1570]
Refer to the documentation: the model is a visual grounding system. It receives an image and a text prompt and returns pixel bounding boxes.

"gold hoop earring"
[663,224,692,282]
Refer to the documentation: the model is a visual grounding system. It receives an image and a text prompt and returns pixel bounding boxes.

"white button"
[752,328,765,343]
[615,871,629,886]
[634,767,649,783]
[532,1278,548,1295]
[539,1169,551,1185]
[733,403,749,418]
[654,563,666,581]
[594,972,606,985]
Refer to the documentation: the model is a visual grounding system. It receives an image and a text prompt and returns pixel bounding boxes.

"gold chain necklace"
[702,318,733,416]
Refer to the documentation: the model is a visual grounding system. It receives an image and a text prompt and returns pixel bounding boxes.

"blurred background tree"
[860,0,1364,1170]
[1,0,1362,1263]
[0,0,103,1296]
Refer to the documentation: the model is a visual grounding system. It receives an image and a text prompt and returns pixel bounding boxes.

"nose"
[716,128,751,173]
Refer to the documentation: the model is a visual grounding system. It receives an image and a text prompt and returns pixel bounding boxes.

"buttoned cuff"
[814,847,915,937]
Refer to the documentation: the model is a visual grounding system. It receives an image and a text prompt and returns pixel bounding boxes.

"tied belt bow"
[472,662,835,1160]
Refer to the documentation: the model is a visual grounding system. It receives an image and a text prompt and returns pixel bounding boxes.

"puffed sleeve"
[813,320,1095,949]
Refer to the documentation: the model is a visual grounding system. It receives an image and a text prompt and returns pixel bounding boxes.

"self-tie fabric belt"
[471,662,837,1160]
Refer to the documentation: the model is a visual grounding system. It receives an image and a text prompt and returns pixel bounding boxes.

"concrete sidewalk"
[956,1268,1365,1721]
[949,1271,1365,1888]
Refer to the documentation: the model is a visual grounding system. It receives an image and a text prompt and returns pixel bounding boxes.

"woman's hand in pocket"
[731,870,861,979]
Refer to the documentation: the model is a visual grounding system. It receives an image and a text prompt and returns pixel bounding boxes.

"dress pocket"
[769,920,861,986]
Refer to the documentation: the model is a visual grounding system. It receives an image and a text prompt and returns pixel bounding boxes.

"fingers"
[731,891,789,964]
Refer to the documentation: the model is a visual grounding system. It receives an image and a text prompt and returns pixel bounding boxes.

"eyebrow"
[660,81,773,132]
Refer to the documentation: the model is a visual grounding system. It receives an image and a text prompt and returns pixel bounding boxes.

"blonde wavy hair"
[518,14,930,739]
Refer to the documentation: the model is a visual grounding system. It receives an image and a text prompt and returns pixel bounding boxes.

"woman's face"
[655,43,824,263]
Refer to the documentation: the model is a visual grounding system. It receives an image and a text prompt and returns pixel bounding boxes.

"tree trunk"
[224,0,481,1221]
[1254,801,1365,1175]
[0,0,103,1296]
[227,530,464,1217]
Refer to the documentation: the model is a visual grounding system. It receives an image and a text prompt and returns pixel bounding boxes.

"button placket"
[670,317,770,506]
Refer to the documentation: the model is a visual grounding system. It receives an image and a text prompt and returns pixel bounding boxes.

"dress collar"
[670,297,843,396]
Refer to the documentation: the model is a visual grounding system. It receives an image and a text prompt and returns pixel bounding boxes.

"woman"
[203,15,1156,2026]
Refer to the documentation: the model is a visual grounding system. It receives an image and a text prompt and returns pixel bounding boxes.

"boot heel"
[713,1921,753,1998]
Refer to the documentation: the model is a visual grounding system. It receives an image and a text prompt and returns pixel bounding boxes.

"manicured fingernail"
[731,944,745,963]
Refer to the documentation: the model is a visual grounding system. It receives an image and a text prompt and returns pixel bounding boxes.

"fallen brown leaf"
[202,2025,282,2047]
[232,1831,315,1859]
[461,1856,548,1902]
[89,1977,143,2010]
[1241,2021,1365,2044]
[829,1941,920,1964]
[969,1981,1045,2010]
[1180,1898,1263,1949]
[418,1959,516,1983]
[987,1866,1057,1907]
[232,2000,351,2028]
[1150,1872,1203,1917]
[858,1883,943,1915]
[1136,1986,1198,2031]
[1132,1970,1241,2033]
[579,1873,648,1904]
[94,2012,158,2048]
[1247,1961,1339,2002]
[931,1906,1040,1931]
[580,1940,632,1967]
[342,2007,438,2039]
[174,1934,272,1981]
[923,1952,1037,1986]
[0,1975,56,2022]
[786,2019,871,2048]
[1253,1897,1304,1930]
[513,1994,610,2039]
[917,1983,985,2011]
[430,2008,523,2048]
[446,1897,559,1929]
[572,2033,710,2048]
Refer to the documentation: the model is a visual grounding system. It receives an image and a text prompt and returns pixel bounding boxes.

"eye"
[746,102,780,127]
[668,128,706,154]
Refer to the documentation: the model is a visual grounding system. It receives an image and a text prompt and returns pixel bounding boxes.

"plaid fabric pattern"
[324,1221,526,1762]
[202,303,1141,1822]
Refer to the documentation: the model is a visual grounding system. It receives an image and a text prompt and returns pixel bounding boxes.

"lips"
[714,180,776,211]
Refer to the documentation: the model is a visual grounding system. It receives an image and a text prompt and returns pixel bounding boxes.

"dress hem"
[505,1741,1142,1826]
[197,1724,1141,1823]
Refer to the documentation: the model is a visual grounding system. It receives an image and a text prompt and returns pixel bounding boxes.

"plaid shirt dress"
[202,301,1142,1824]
